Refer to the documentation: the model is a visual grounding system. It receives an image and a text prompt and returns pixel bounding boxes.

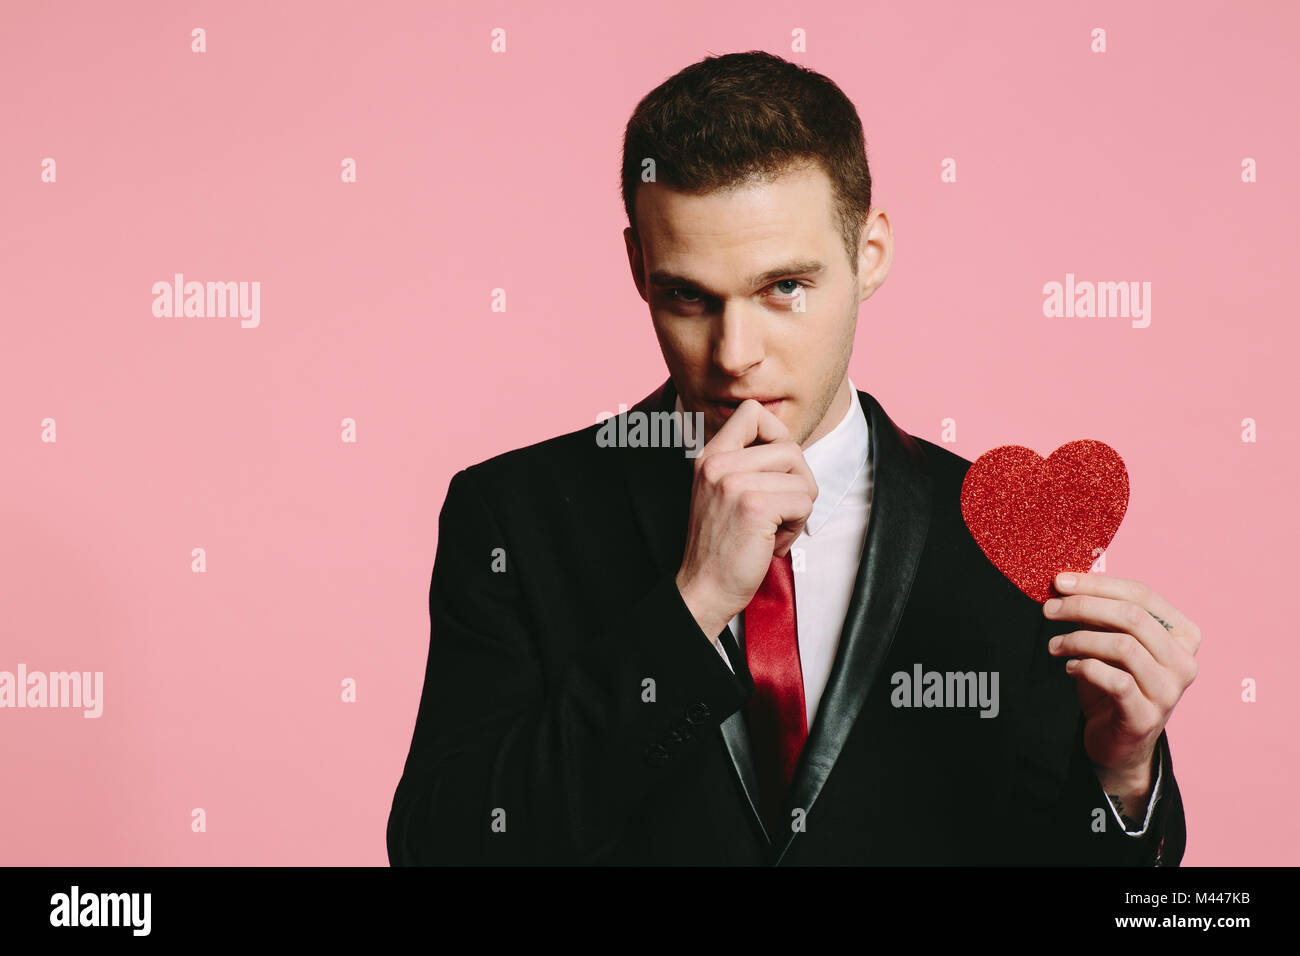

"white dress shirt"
[676,378,1161,836]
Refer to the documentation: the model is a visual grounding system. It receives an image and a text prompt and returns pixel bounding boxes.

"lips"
[709,398,783,420]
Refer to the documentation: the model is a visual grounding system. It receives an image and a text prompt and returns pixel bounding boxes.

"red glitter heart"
[960,440,1129,603]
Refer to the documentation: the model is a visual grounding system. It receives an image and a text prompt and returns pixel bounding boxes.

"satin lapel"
[772,389,935,863]
[618,378,769,844]
[715,628,768,843]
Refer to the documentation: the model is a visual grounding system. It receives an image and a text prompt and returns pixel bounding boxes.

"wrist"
[675,570,731,640]
[1094,748,1156,798]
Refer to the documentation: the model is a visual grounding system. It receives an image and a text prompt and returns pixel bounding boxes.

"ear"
[856,208,894,303]
[624,227,647,302]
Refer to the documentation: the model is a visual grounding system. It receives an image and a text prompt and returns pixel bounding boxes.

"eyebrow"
[648,260,826,293]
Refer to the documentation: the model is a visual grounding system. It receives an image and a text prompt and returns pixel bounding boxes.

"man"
[386,51,1198,865]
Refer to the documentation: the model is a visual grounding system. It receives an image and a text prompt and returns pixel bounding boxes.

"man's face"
[625,161,892,448]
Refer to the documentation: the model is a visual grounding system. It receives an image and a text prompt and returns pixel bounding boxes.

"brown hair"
[621,50,873,274]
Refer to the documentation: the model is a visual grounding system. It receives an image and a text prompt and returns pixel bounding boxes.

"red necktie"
[744,552,808,838]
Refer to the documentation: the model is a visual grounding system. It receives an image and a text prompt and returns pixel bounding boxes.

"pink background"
[2,0,1296,865]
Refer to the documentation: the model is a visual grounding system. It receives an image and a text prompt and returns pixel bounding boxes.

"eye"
[662,279,807,306]
[665,288,703,303]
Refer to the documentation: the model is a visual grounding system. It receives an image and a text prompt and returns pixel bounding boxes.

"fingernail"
[1048,635,1062,652]
[1056,573,1076,588]
[1044,598,1062,614]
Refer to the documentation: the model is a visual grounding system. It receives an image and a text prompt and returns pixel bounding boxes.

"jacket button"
[685,702,711,724]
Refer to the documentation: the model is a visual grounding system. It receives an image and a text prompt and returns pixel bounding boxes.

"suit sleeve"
[1052,724,1186,865]
[1014,614,1188,866]
[386,468,754,865]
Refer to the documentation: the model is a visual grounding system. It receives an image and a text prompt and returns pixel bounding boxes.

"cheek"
[777,306,843,355]
[655,320,708,368]
[810,297,857,352]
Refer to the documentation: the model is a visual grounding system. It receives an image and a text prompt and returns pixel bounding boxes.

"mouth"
[707,397,784,421]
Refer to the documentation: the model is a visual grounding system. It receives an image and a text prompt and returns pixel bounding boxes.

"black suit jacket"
[387,380,1186,865]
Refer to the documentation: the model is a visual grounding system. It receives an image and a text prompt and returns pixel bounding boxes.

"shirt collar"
[673,378,869,536]
[801,378,869,535]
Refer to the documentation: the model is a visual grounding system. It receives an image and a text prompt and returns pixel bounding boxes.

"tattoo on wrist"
[1107,793,1141,831]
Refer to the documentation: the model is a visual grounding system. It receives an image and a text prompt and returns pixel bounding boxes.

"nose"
[711,304,765,377]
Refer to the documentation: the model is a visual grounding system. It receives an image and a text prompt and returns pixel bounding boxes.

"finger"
[701,440,818,497]
[701,399,790,456]
[1048,629,1168,703]
[715,471,818,495]
[1064,658,1165,738]
[1064,657,1145,710]
[774,525,802,557]
[761,490,816,554]
[1044,592,1181,670]
[1052,572,1202,656]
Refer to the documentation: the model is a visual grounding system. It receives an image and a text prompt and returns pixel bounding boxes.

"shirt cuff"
[712,616,740,673]
[712,636,733,671]
[1110,744,1164,837]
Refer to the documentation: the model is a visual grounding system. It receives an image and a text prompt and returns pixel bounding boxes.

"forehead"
[634,162,838,265]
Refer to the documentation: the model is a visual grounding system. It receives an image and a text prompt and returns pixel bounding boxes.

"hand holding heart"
[1043,570,1201,797]
[961,441,1201,799]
